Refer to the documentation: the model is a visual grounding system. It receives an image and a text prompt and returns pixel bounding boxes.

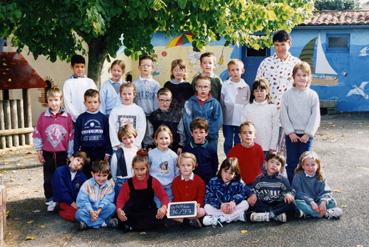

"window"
[327,34,349,52]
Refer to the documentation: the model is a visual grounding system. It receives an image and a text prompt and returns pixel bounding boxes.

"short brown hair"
[194,75,211,87]
[139,55,154,65]
[200,52,216,63]
[120,82,136,94]
[292,62,312,87]
[71,151,90,167]
[91,160,110,175]
[267,153,286,172]
[118,123,137,141]
[217,157,241,181]
[84,89,100,101]
[46,86,62,99]
[157,87,172,98]
[170,59,186,80]
[177,152,197,168]
[190,118,208,132]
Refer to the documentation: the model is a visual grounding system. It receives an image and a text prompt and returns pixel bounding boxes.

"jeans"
[222,125,240,155]
[295,199,337,218]
[285,134,313,183]
[154,184,172,208]
[114,177,129,202]
[75,203,116,228]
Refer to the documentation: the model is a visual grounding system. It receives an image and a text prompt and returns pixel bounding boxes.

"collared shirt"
[181,172,195,181]
[304,171,316,178]
[256,53,300,108]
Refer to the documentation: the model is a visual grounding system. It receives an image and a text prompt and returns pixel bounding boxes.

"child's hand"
[220,203,230,214]
[104,154,110,162]
[300,134,309,144]
[37,150,45,163]
[319,201,327,217]
[284,193,294,204]
[176,148,183,155]
[228,201,236,213]
[247,194,257,207]
[156,205,167,219]
[288,133,300,143]
[117,208,127,222]
[71,202,77,209]
[310,201,319,213]
[89,210,98,222]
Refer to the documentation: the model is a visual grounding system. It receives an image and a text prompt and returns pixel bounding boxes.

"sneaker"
[107,218,119,228]
[273,213,287,223]
[296,209,306,219]
[79,221,88,230]
[46,201,56,212]
[187,219,202,228]
[202,216,217,226]
[250,212,270,222]
[325,207,343,219]
[101,221,107,228]
[238,212,246,222]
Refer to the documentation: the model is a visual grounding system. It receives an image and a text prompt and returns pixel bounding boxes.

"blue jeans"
[295,199,337,218]
[222,125,240,155]
[285,134,313,183]
[75,203,116,228]
[154,184,173,208]
[114,177,128,202]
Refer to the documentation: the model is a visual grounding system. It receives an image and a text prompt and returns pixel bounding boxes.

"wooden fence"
[0,99,33,149]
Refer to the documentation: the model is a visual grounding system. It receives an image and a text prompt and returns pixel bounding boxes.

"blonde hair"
[119,82,136,94]
[109,60,126,74]
[154,125,173,145]
[292,62,312,87]
[118,123,137,141]
[177,152,197,168]
[239,121,256,133]
[227,59,244,70]
[295,151,324,181]
[46,86,62,99]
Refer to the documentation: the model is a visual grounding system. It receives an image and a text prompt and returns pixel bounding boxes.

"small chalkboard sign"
[167,201,197,219]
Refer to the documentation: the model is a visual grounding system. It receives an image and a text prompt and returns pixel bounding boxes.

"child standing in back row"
[33,86,74,211]
[221,59,250,155]
[280,62,320,183]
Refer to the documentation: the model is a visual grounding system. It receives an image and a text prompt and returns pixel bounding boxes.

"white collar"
[181,173,194,181]
[304,171,316,178]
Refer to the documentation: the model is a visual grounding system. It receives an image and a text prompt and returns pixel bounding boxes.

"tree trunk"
[87,37,108,87]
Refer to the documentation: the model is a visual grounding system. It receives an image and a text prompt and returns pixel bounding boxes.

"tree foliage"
[314,0,360,11]
[0,0,314,84]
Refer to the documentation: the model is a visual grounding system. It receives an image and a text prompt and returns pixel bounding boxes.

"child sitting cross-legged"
[246,153,299,223]
[116,150,169,231]
[75,160,117,230]
[52,151,89,222]
[171,152,206,228]
[203,157,251,227]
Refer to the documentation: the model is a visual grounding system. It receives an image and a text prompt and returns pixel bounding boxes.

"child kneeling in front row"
[116,150,168,231]
[75,160,117,229]
[172,152,206,228]
[52,151,88,222]
[203,157,251,227]
[246,153,299,223]
[292,151,342,219]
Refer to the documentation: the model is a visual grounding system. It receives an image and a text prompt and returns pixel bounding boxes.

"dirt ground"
[1,114,369,247]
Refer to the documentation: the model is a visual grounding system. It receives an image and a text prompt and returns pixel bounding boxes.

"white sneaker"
[250,212,270,222]
[325,207,343,219]
[46,201,56,212]
[202,216,218,226]
[273,213,287,223]
[238,211,246,222]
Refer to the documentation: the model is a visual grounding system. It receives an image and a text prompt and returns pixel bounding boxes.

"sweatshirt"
[133,76,161,116]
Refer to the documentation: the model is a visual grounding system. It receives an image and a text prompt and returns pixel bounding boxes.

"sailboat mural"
[299,35,338,85]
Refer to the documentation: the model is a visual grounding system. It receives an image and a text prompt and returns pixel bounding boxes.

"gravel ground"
[1,114,369,247]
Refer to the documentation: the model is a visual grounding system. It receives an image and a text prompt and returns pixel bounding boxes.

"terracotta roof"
[304,11,369,26]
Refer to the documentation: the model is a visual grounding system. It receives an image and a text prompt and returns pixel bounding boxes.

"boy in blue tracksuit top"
[52,151,88,221]
[182,75,222,150]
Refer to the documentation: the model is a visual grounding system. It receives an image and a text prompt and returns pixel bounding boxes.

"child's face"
[191,128,208,144]
[69,156,84,172]
[139,59,153,77]
[47,95,62,112]
[195,79,211,98]
[72,63,85,77]
[84,95,100,112]
[133,161,148,180]
[157,93,172,112]
[91,172,109,186]
[253,88,267,103]
[121,134,136,148]
[273,40,291,59]
[155,130,172,150]
[172,65,186,81]
[200,56,215,75]
[228,63,244,82]
[302,157,318,176]
[178,158,195,178]
[266,158,282,176]
[221,168,235,183]
[294,69,309,89]
[120,87,135,105]
[239,125,256,146]
[111,64,123,82]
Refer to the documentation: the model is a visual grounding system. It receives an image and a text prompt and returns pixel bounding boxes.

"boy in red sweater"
[172,152,206,228]
[227,121,264,185]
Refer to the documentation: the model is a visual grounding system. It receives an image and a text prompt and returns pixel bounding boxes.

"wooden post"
[17,99,26,146]
[3,101,12,148]
[0,101,5,149]
[22,89,32,145]
[10,100,19,147]
[0,175,6,242]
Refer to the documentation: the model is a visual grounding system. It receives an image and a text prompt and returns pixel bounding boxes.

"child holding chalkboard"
[116,150,169,231]
[203,157,251,227]
[171,152,206,228]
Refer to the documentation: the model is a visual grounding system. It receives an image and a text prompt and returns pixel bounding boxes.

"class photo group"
[32,30,343,232]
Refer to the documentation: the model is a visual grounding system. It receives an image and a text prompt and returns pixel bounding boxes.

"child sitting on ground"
[116,150,168,231]
[203,157,251,227]
[172,152,206,228]
[75,160,117,229]
[52,151,89,221]
[246,153,298,223]
[292,151,343,219]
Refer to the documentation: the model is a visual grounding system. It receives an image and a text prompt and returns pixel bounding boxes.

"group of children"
[33,31,342,231]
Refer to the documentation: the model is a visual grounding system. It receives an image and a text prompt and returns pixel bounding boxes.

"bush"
[315,0,360,10]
